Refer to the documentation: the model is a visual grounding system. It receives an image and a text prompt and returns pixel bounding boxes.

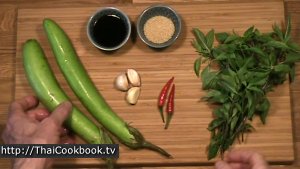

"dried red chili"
[158,77,174,122]
[165,84,175,129]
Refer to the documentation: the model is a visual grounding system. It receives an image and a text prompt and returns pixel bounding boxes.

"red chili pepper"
[165,84,175,129]
[158,77,174,123]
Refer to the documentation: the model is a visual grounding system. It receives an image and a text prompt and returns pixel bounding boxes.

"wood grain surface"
[12,0,295,167]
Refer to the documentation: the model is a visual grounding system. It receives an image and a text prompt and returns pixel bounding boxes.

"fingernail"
[61,137,75,144]
[60,128,68,136]
[58,101,72,115]
[64,101,72,112]
[36,110,50,121]
[62,101,72,107]
[26,95,38,105]
[61,101,72,109]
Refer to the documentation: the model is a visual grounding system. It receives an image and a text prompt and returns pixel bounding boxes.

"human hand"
[215,150,269,169]
[2,95,74,169]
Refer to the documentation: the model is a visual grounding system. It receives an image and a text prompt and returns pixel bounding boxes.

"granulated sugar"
[144,16,175,44]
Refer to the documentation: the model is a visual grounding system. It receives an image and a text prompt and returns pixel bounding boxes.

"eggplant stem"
[143,141,172,158]
[124,124,172,158]
[98,127,116,168]
[105,158,115,169]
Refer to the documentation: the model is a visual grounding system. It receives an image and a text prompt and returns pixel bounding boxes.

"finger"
[9,96,38,115]
[60,127,70,136]
[215,161,232,169]
[45,159,53,169]
[60,136,75,144]
[1,130,8,143]
[49,101,72,126]
[27,108,50,121]
[226,150,255,163]
[228,162,251,169]
[226,151,268,168]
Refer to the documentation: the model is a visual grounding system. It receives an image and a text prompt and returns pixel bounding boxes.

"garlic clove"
[126,87,141,105]
[127,69,141,87]
[114,73,129,91]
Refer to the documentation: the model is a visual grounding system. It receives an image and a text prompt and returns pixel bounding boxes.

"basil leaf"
[272,24,284,41]
[287,42,300,51]
[223,137,235,151]
[194,57,202,77]
[203,90,228,103]
[284,16,291,42]
[201,66,217,90]
[267,40,290,50]
[206,29,215,49]
[208,142,219,160]
[224,34,239,44]
[247,85,264,94]
[192,40,203,54]
[269,51,277,65]
[220,73,237,88]
[215,52,229,61]
[247,47,265,57]
[244,26,255,37]
[216,32,229,44]
[243,123,254,132]
[213,107,224,118]
[274,64,291,73]
[230,116,239,132]
[289,65,296,82]
[284,52,300,64]
[245,90,256,119]
[252,77,268,86]
[256,98,270,124]
[193,28,211,53]
[208,118,224,131]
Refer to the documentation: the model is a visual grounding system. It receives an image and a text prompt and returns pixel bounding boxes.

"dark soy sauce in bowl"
[93,15,127,48]
[87,7,131,51]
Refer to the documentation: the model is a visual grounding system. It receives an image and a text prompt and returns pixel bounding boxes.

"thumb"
[49,101,72,126]
[215,161,232,169]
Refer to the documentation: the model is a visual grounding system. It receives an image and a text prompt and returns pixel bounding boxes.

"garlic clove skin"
[127,69,141,87]
[126,87,141,105]
[114,73,129,91]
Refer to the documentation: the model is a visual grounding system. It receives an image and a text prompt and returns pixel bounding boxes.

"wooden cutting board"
[15,0,294,167]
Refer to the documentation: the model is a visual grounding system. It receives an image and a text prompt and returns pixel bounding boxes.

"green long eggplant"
[23,39,114,168]
[43,18,171,157]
